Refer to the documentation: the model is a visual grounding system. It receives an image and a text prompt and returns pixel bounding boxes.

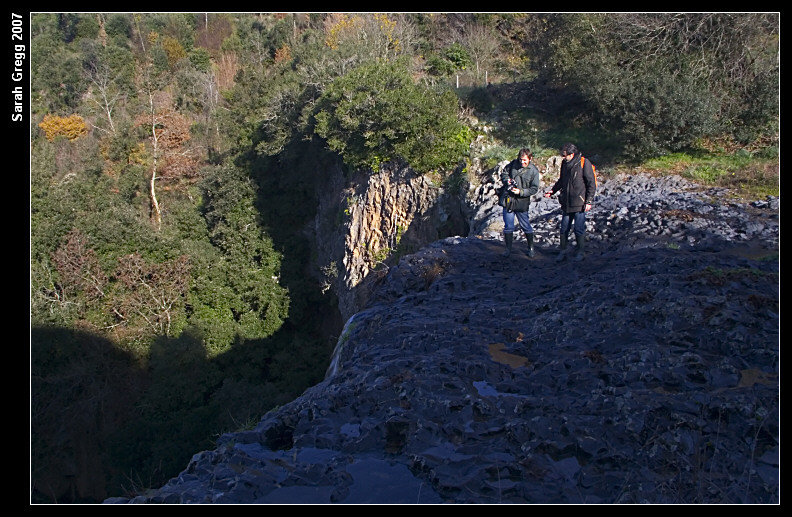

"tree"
[612,13,779,144]
[460,22,501,84]
[313,58,471,173]
[135,108,200,183]
[51,228,108,303]
[30,14,91,115]
[111,253,191,338]
[174,67,223,152]
[133,48,200,228]
[131,14,204,229]
[526,13,779,157]
[133,31,168,229]
[323,13,409,61]
[33,228,104,327]
[84,56,125,135]
[191,163,290,356]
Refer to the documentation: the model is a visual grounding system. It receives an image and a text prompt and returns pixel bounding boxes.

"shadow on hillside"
[31,304,343,504]
[31,326,146,503]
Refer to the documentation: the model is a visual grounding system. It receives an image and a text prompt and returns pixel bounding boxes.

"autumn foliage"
[38,113,89,141]
[135,108,200,182]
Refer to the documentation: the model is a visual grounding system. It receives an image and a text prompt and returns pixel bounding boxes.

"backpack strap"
[580,155,598,188]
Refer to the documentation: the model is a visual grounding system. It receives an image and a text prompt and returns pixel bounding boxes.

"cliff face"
[107,172,779,504]
[312,162,470,322]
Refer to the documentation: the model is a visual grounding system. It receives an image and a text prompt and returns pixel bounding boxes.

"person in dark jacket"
[499,148,541,257]
[544,143,596,262]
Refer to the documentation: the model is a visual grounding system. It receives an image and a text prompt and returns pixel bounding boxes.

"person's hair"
[560,143,578,156]
[518,148,533,159]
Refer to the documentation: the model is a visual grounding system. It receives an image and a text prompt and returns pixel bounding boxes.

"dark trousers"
[560,211,586,237]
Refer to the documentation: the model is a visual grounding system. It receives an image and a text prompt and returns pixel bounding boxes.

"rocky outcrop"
[107,173,779,504]
[312,162,468,322]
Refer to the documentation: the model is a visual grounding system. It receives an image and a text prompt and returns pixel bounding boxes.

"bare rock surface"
[107,174,779,504]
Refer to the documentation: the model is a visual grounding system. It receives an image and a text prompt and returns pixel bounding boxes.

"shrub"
[38,114,89,141]
[314,59,471,173]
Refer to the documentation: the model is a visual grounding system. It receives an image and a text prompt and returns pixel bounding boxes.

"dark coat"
[499,159,541,212]
[550,154,596,213]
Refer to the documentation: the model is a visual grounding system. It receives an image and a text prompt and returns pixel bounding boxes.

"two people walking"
[500,143,596,262]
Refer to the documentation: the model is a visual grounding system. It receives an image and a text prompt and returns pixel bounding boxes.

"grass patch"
[631,148,778,201]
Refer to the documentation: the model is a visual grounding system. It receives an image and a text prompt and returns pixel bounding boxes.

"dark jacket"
[499,159,541,212]
[549,154,596,213]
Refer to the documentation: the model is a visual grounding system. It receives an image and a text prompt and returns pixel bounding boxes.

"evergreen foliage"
[191,163,290,355]
[314,58,471,172]
[526,13,779,159]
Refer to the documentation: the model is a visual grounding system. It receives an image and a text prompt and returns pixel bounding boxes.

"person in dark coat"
[499,148,541,257]
[544,143,596,262]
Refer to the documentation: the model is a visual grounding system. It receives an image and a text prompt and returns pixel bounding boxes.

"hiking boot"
[556,234,568,263]
[502,232,513,257]
[524,232,535,258]
[574,234,585,262]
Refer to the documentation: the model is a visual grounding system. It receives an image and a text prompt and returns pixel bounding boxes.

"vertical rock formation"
[312,162,469,322]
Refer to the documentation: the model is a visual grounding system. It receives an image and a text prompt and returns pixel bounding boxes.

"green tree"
[444,42,473,71]
[104,13,133,43]
[526,13,779,159]
[191,163,290,356]
[30,14,90,115]
[313,58,471,173]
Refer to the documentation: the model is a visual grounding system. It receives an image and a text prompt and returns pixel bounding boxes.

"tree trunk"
[150,160,161,230]
[147,90,162,230]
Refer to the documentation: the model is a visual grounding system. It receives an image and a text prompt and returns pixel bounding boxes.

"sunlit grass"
[640,150,779,200]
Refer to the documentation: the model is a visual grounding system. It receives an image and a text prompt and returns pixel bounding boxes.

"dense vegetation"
[29,13,778,503]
